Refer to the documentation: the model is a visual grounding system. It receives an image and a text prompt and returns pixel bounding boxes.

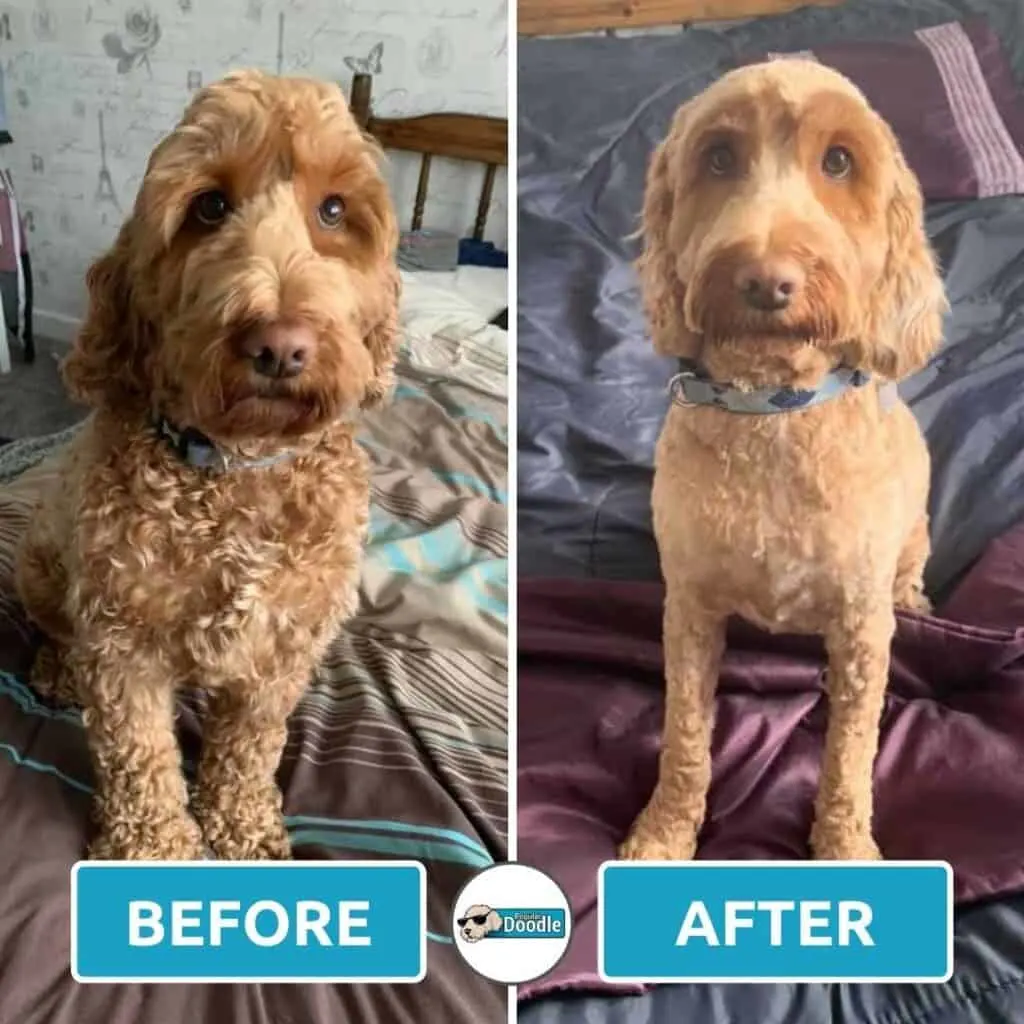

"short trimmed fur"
[15,71,399,860]
[620,60,947,862]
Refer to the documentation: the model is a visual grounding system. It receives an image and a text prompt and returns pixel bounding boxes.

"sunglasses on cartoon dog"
[458,913,491,927]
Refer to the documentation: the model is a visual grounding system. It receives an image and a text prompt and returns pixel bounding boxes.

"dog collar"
[668,358,890,415]
[154,416,297,473]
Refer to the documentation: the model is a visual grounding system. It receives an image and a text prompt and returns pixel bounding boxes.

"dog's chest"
[654,413,874,631]
[77,458,367,651]
[721,472,836,629]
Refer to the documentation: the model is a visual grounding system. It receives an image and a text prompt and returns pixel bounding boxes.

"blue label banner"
[72,861,426,983]
[600,861,952,983]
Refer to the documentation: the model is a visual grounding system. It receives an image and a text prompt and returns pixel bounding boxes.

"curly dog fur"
[620,60,947,862]
[15,70,399,860]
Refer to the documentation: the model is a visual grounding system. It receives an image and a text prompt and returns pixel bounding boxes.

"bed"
[0,75,508,1024]
[516,0,1024,1021]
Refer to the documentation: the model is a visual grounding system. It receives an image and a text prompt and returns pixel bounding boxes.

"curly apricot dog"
[15,71,399,860]
[620,60,947,863]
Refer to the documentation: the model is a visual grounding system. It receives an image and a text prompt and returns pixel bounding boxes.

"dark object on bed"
[490,308,508,330]
[460,238,508,268]
[350,72,507,242]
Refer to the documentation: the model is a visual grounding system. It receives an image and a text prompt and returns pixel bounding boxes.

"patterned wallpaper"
[0,0,508,339]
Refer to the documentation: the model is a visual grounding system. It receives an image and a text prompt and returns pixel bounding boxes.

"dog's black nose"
[238,322,314,379]
[735,259,803,312]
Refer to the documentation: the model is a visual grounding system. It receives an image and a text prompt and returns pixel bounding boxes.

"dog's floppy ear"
[361,263,401,409]
[63,222,153,410]
[856,136,947,380]
[637,104,702,361]
[485,909,502,933]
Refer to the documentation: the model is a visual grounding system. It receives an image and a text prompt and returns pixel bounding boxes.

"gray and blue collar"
[669,358,886,415]
[154,416,297,473]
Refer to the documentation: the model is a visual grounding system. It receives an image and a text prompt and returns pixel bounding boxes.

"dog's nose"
[238,322,315,379]
[735,259,804,312]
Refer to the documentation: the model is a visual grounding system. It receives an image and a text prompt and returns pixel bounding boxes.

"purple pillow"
[756,19,1024,200]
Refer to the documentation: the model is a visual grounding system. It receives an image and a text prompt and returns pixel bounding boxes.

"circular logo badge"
[451,863,572,984]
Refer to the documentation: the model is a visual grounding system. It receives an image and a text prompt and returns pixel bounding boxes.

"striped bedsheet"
[0,338,508,1024]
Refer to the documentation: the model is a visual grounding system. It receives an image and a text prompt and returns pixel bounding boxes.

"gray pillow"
[747,19,1024,199]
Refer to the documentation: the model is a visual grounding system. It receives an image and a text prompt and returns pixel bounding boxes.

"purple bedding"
[517,521,1024,1000]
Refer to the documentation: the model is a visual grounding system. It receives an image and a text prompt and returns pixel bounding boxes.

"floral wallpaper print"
[102,6,162,76]
[0,0,507,336]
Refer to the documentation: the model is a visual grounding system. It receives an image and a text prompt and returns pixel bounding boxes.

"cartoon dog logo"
[457,904,502,943]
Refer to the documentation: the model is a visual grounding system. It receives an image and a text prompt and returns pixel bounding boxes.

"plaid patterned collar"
[153,416,296,473]
[669,358,878,415]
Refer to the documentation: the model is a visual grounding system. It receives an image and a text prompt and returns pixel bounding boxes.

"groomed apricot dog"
[620,60,947,862]
[15,71,399,860]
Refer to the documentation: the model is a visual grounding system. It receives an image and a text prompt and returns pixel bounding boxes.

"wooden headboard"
[519,0,841,36]
[348,72,507,242]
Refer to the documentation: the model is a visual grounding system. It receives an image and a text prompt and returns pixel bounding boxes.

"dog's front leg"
[620,594,725,861]
[76,650,203,861]
[810,605,894,861]
[193,675,306,860]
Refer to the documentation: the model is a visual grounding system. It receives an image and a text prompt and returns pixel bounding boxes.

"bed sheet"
[401,266,508,330]
[517,0,1024,602]
[0,332,507,1023]
[401,266,508,401]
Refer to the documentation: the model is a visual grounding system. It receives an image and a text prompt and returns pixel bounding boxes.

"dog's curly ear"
[63,223,152,410]
[485,909,502,933]
[637,107,702,361]
[856,136,948,380]
[361,263,401,409]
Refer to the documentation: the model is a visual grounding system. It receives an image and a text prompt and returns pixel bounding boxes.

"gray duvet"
[518,0,1024,1021]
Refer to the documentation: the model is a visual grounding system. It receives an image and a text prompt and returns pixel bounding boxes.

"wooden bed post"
[475,164,499,241]
[348,72,507,241]
[350,72,372,131]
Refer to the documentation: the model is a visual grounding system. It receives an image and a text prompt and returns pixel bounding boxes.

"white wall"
[0,0,508,341]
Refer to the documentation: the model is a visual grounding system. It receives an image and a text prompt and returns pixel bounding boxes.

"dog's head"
[639,59,946,381]
[458,904,501,943]
[65,70,399,446]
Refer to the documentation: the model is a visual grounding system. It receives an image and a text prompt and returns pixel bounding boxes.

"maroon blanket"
[518,524,1024,999]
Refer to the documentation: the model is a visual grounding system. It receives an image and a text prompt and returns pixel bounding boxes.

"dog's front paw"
[195,795,292,861]
[89,813,204,861]
[810,818,882,861]
[619,812,699,862]
[894,586,932,615]
[31,643,78,706]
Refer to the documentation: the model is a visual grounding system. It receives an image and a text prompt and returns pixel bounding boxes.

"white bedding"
[398,266,508,399]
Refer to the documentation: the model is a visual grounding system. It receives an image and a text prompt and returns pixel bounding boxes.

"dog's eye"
[190,189,231,227]
[317,194,346,229]
[822,145,853,180]
[705,143,737,177]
